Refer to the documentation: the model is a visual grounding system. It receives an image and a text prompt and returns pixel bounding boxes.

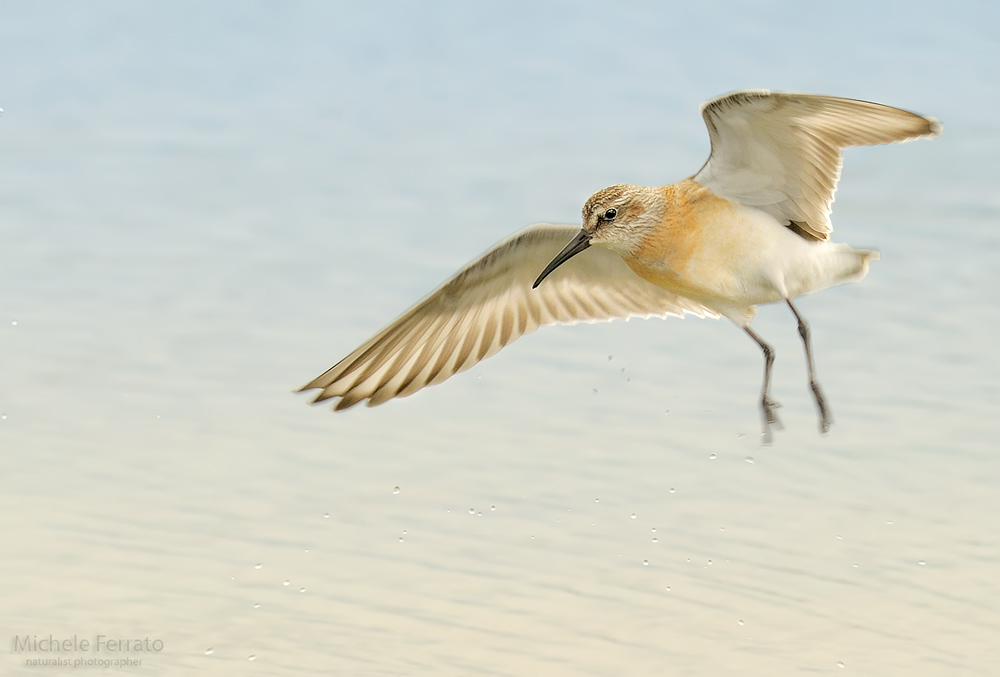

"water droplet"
[720,527,725,531]
[837,662,844,668]
[631,513,637,519]
[652,537,658,543]
[490,505,496,511]
[665,586,671,592]
[530,535,534,539]
[1,414,6,420]
[402,530,407,534]
[398,537,404,542]
[887,521,893,525]
[324,513,329,518]
[155,414,160,419]
[836,535,842,540]
[918,560,926,566]
[642,559,649,566]
[709,453,717,460]
[669,488,675,493]
[468,508,475,515]
[664,409,670,415]
[393,486,400,494]
[283,580,290,586]
[853,563,858,568]
[253,603,260,609]
[595,498,600,502]
[608,355,613,361]
[738,620,744,626]
[626,377,630,382]
[707,559,713,565]
[304,549,309,553]
[651,527,656,532]
[745,456,754,464]
[205,648,214,655]
[11,320,17,326]
[299,587,306,593]
[737,433,745,439]
[248,655,256,661]
[592,388,598,395]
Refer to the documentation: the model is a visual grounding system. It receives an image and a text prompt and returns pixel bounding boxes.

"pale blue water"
[1,2,998,674]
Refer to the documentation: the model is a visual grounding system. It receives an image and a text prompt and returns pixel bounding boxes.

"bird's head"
[533,184,662,288]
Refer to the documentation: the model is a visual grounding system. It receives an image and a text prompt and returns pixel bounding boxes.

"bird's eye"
[604,208,618,221]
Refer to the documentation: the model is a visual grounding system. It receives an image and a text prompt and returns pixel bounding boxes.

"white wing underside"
[693,90,942,241]
[301,224,717,410]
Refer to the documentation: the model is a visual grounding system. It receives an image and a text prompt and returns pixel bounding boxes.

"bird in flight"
[300,90,940,439]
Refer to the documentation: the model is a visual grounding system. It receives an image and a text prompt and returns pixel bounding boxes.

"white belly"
[682,204,878,322]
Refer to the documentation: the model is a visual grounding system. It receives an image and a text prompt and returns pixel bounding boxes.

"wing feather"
[300,224,718,409]
[693,89,941,240]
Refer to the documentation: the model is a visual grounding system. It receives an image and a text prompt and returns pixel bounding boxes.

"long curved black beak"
[532,228,591,289]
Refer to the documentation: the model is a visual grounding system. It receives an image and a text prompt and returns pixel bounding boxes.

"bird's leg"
[742,325,782,442]
[786,299,831,433]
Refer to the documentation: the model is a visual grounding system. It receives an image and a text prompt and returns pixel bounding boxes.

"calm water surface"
[1,2,998,674]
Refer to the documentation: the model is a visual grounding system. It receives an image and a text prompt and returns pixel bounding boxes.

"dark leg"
[743,325,782,442]
[786,299,831,433]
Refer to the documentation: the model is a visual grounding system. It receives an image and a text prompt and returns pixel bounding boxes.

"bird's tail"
[838,247,879,284]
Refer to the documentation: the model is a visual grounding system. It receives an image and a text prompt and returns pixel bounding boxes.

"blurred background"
[1,1,997,674]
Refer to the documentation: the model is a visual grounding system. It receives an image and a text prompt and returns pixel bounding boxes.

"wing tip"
[306,388,334,404]
[701,91,944,142]
[297,383,346,408]
[298,380,404,411]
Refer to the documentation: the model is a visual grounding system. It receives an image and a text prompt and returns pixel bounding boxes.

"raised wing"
[693,89,941,241]
[301,224,716,410]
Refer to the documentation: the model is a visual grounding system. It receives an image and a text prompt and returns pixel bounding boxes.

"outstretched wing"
[693,89,941,241]
[301,223,716,410]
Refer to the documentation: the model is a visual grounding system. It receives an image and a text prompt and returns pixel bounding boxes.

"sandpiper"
[300,90,940,439]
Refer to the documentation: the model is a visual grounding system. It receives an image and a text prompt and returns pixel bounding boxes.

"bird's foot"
[760,397,783,445]
[762,396,783,426]
[810,381,832,434]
